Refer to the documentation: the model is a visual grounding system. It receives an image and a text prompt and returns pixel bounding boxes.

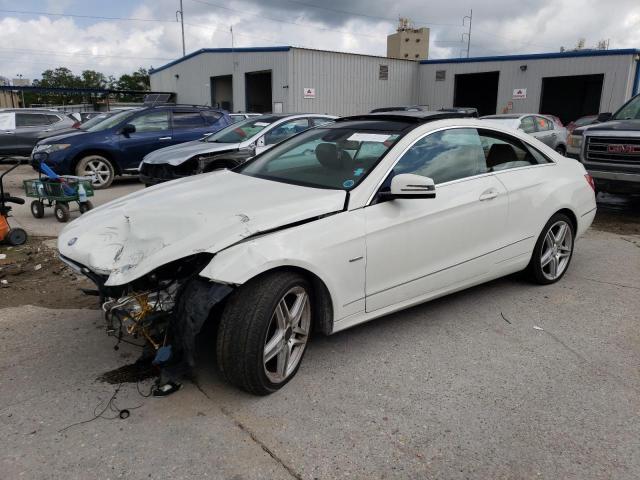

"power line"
[270,0,463,28]
[0,8,181,24]
[187,0,386,39]
[0,47,173,61]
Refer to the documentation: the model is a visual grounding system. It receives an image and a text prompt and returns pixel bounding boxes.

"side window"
[387,128,487,185]
[478,129,549,172]
[201,111,224,125]
[45,114,62,125]
[16,113,49,127]
[519,116,536,133]
[172,111,206,129]
[536,116,552,131]
[129,111,169,132]
[264,119,311,145]
[310,117,334,127]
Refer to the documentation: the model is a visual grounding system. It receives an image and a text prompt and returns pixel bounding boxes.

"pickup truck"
[566,93,640,194]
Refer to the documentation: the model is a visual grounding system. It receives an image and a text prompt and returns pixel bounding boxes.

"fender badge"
[68,237,78,246]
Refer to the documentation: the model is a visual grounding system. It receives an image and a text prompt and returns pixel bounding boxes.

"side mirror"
[120,124,136,136]
[597,112,612,123]
[382,174,436,199]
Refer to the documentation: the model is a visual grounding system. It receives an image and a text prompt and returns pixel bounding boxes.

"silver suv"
[0,109,75,157]
[567,93,640,194]
[481,114,568,155]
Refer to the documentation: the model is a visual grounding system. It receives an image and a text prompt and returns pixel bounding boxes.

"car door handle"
[479,189,499,201]
[4,131,14,134]
[158,136,172,140]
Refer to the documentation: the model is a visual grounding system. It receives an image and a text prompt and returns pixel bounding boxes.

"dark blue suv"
[31,105,231,188]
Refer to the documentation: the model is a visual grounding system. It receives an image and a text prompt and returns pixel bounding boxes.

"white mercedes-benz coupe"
[58,111,597,395]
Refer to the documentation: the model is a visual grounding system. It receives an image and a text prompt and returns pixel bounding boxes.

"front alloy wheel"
[263,286,311,383]
[76,155,115,189]
[217,272,313,395]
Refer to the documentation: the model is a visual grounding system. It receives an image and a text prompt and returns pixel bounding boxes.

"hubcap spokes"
[83,158,110,186]
[540,220,573,280]
[263,286,310,383]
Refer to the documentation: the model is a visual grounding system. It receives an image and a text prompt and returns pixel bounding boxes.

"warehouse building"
[150,47,640,122]
[149,46,418,116]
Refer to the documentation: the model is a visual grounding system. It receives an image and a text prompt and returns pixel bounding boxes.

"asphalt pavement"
[1,228,639,479]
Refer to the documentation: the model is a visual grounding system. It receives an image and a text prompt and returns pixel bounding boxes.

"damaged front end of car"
[61,252,234,373]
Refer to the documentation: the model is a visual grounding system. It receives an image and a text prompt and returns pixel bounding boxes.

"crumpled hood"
[58,170,346,286]
[142,140,241,166]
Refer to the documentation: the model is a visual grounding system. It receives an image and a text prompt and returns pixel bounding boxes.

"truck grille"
[585,136,640,164]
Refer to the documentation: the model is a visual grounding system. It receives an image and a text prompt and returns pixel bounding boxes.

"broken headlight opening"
[103,284,178,349]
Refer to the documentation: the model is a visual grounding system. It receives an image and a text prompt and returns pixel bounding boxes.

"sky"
[0,0,639,80]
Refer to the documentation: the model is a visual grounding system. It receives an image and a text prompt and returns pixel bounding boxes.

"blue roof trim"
[420,48,640,65]
[150,46,291,74]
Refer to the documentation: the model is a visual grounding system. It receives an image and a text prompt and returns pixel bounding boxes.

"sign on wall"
[303,87,316,99]
[513,88,527,99]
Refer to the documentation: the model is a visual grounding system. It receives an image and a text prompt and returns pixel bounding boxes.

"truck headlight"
[567,135,583,148]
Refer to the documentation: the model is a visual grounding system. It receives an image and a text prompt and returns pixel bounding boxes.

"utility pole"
[462,9,473,58]
[176,0,186,57]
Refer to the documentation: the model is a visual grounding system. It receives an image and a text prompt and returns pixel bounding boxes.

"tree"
[115,68,150,101]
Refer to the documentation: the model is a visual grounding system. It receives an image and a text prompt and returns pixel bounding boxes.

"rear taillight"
[72,122,81,129]
[585,173,596,192]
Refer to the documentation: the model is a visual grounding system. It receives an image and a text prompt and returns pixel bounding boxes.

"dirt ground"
[0,237,98,309]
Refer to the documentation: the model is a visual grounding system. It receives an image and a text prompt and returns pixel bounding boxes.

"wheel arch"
[555,207,578,233]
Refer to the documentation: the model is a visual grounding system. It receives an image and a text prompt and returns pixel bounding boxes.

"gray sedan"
[0,109,76,157]
[481,114,568,155]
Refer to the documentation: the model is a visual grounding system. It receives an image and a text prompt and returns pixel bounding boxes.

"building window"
[404,38,409,42]
[435,70,446,81]
[415,54,420,58]
[404,53,409,58]
[416,38,421,43]
[379,64,389,80]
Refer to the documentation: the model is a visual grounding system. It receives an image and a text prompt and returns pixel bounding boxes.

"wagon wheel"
[54,202,70,223]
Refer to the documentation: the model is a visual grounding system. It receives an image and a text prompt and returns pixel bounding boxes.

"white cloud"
[0,0,638,80]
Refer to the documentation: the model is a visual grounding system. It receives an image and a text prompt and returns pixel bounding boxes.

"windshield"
[85,110,137,132]
[238,127,402,190]
[205,116,279,143]
[79,113,113,130]
[613,95,640,120]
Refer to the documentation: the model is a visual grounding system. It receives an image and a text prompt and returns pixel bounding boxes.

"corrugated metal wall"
[417,53,637,114]
[150,51,290,112]
[288,48,419,115]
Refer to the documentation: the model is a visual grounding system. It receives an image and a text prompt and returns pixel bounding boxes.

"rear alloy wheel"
[76,155,115,189]
[527,213,575,284]
[217,272,312,395]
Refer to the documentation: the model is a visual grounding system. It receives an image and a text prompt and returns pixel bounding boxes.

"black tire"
[30,200,44,218]
[526,213,575,285]
[54,202,70,223]
[216,271,312,395]
[555,145,566,156]
[76,155,115,189]
[79,201,94,214]
[7,228,27,246]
